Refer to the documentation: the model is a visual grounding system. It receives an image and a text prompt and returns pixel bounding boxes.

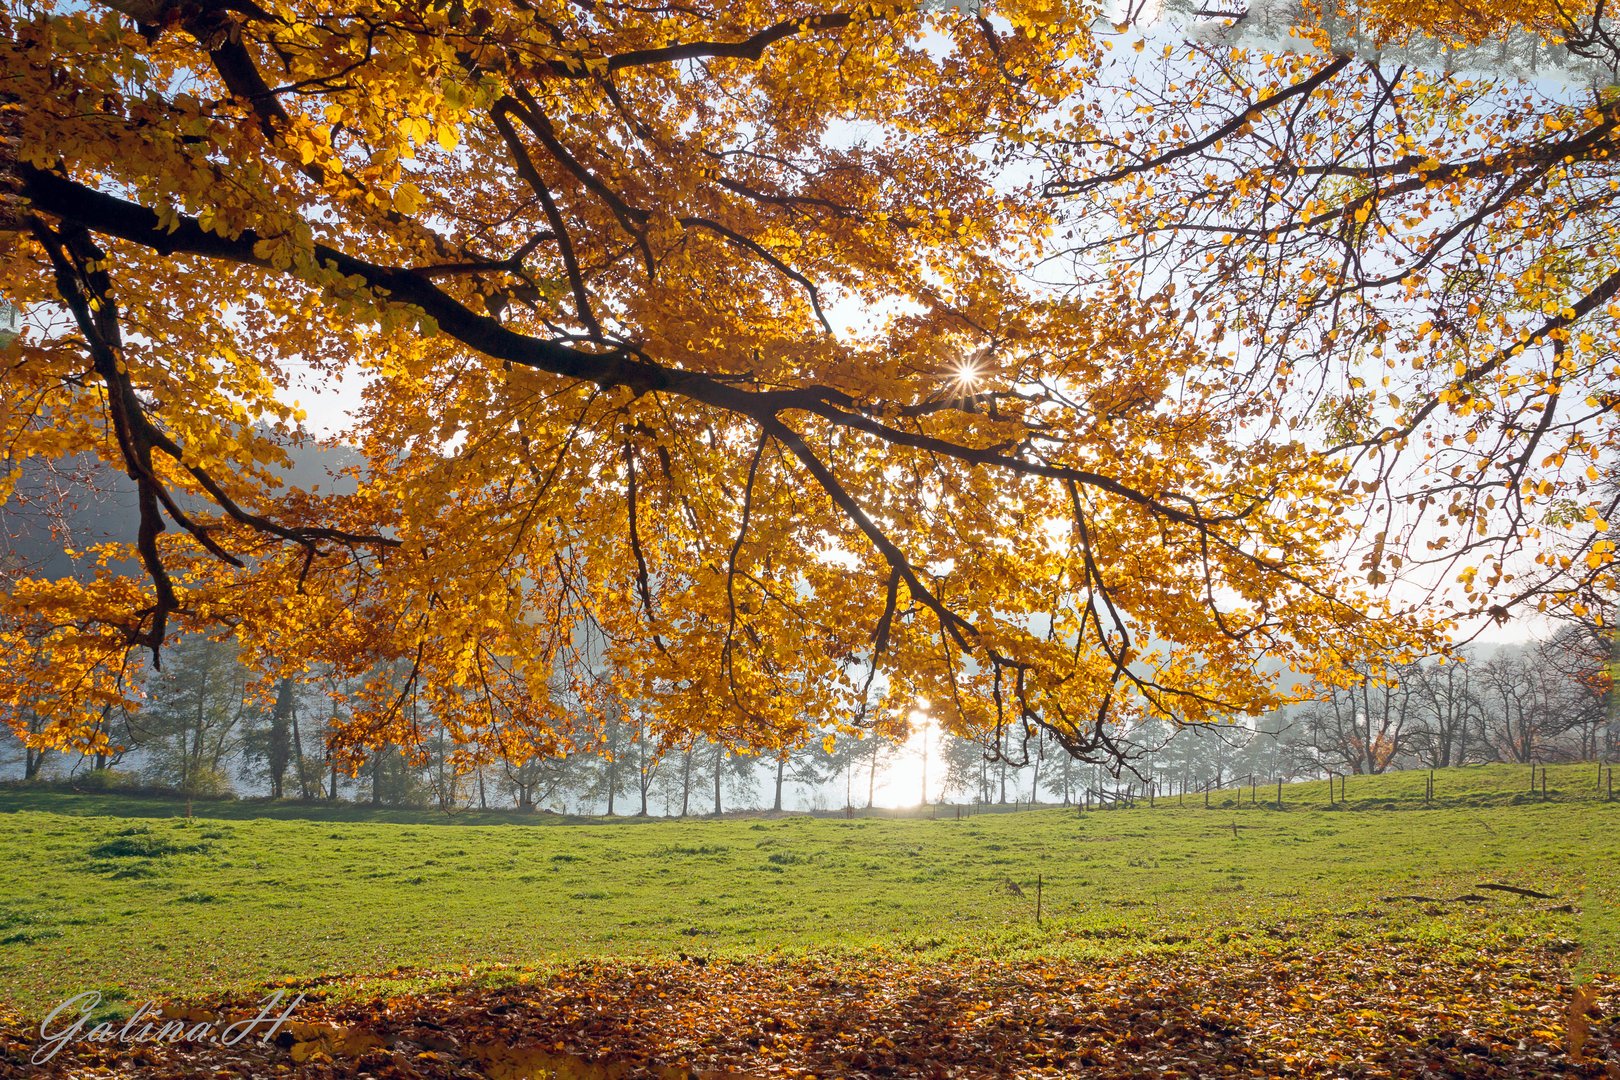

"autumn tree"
[1044,0,1620,641]
[11,0,1610,780]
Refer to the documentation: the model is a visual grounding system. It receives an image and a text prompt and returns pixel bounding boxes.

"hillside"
[0,764,1615,1075]
[1,763,1614,1011]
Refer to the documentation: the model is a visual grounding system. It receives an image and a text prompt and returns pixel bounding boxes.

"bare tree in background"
[1409,656,1486,769]
[1298,662,1422,775]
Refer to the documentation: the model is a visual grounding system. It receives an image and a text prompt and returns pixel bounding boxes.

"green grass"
[0,762,1614,1021]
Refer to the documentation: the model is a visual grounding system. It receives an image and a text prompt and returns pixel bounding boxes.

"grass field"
[0,762,1615,1024]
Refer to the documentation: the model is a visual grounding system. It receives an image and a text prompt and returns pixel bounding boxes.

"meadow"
[0,760,1614,1026]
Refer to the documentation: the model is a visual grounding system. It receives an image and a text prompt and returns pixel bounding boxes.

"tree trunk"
[187,684,207,795]
[635,733,651,816]
[290,705,308,797]
[713,744,723,816]
[680,748,693,817]
[268,677,294,799]
[774,757,786,812]
[93,705,110,773]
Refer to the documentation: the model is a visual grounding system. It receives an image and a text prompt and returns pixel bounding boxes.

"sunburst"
[952,359,984,388]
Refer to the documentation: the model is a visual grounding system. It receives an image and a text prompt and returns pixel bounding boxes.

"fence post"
[1542,766,1548,802]
[1036,873,1043,927]
[1276,776,1282,809]
[1204,786,1210,809]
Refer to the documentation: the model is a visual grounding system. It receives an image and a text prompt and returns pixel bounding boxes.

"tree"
[1040,738,1080,805]
[1297,662,1421,775]
[704,742,760,816]
[582,712,634,816]
[1535,624,1614,760]
[768,751,793,813]
[498,747,582,812]
[263,677,295,799]
[364,743,433,808]
[1409,657,1486,769]
[1043,0,1620,635]
[137,633,251,795]
[940,734,993,804]
[7,708,53,781]
[627,710,662,817]
[1239,709,1295,783]
[9,0,1614,779]
[658,737,705,818]
[1475,647,1589,763]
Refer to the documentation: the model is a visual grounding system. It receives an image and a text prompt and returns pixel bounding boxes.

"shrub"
[73,768,141,793]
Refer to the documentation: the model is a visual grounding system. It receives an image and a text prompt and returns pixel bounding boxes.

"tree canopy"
[1,0,1614,771]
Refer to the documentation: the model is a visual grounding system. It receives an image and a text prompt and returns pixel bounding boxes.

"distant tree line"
[931,627,1617,804]
[0,631,890,814]
[2,628,1614,812]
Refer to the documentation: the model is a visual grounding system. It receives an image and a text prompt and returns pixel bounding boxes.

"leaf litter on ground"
[2,941,1615,1078]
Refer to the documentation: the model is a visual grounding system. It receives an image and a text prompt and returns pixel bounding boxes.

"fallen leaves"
[284,1021,387,1064]
[1572,984,1602,1064]
[1,942,1614,1078]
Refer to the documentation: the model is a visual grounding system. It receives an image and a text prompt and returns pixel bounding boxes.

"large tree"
[4,0,1605,778]
[1046,0,1620,629]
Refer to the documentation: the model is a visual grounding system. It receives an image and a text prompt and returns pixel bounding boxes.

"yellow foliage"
[0,0,1518,772]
